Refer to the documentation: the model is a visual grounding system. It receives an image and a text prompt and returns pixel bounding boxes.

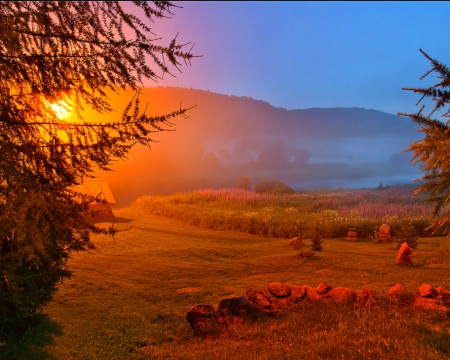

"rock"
[379,224,391,234]
[359,288,378,299]
[316,282,332,295]
[346,229,357,241]
[290,237,301,246]
[388,284,407,299]
[270,297,292,311]
[396,242,413,266]
[414,297,447,311]
[357,288,379,306]
[436,286,450,300]
[218,297,240,316]
[186,304,215,330]
[324,287,357,304]
[290,285,306,303]
[261,289,274,302]
[238,294,249,309]
[378,224,392,242]
[419,284,437,298]
[268,282,291,297]
[303,285,323,301]
[246,289,271,310]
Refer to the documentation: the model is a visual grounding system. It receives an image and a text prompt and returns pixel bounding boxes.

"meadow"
[2,186,450,359]
[133,184,436,239]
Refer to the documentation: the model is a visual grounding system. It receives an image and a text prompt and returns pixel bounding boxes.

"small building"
[73,178,116,222]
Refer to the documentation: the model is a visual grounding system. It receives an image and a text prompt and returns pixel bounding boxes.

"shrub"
[395,219,419,249]
[311,224,323,251]
[254,180,295,195]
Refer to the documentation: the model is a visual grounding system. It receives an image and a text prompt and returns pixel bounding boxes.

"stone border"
[186,281,450,331]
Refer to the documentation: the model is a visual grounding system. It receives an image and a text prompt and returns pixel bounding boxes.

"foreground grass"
[2,205,450,359]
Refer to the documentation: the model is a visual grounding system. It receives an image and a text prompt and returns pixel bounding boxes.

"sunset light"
[50,101,69,119]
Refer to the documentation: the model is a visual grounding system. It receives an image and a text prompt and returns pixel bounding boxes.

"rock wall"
[186,281,450,331]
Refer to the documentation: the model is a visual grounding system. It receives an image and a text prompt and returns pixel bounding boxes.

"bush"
[395,219,419,249]
[234,176,251,191]
[254,180,295,195]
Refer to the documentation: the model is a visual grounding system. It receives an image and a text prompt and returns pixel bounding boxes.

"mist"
[86,87,422,205]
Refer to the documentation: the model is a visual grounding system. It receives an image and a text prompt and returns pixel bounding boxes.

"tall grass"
[134,185,435,239]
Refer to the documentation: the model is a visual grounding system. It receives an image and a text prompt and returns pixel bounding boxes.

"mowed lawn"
[3,205,450,360]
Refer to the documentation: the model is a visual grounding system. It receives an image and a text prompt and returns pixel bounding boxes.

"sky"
[131,1,450,116]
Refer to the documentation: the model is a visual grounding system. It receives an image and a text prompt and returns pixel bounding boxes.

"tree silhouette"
[0,1,198,335]
[399,49,450,234]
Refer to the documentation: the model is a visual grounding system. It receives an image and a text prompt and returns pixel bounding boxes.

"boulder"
[324,287,357,304]
[396,242,413,266]
[290,285,307,303]
[357,288,379,305]
[303,285,323,301]
[419,284,437,298]
[436,286,450,300]
[388,284,407,299]
[414,297,446,311]
[290,237,301,246]
[238,294,249,309]
[268,282,291,297]
[246,289,271,310]
[378,224,392,242]
[316,282,332,295]
[186,304,215,330]
[218,297,240,316]
[346,229,357,241]
[270,297,293,311]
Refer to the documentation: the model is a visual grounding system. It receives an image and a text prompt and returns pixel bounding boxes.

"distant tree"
[0,1,198,335]
[254,180,295,195]
[291,147,311,166]
[399,49,450,234]
[257,138,289,169]
[234,176,251,191]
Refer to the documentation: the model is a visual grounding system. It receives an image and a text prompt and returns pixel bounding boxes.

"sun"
[50,101,69,119]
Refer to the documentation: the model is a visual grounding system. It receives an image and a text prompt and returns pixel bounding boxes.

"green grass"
[1,205,450,359]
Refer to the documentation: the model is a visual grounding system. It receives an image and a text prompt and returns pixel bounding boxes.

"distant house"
[73,178,116,222]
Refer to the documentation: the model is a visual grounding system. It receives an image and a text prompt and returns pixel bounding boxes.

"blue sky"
[138,1,450,116]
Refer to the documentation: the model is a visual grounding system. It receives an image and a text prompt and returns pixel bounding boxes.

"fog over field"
[82,87,423,205]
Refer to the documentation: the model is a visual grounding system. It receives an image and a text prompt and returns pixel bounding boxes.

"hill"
[88,87,422,205]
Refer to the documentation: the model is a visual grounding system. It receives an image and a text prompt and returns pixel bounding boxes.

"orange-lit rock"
[290,285,307,303]
[346,228,357,241]
[413,297,447,311]
[303,285,323,301]
[316,282,332,295]
[268,282,291,297]
[289,237,301,246]
[324,287,357,304]
[378,224,392,242]
[436,286,450,300]
[186,304,215,330]
[246,289,271,310]
[419,284,437,298]
[396,242,412,266]
[388,284,407,298]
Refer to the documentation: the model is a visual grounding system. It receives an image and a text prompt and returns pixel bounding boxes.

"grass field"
[2,204,450,359]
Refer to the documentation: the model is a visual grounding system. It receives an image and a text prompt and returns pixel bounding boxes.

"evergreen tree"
[395,219,419,249]
[399,49,450,234]
[0,1,198,336]
[311,223,323,252]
